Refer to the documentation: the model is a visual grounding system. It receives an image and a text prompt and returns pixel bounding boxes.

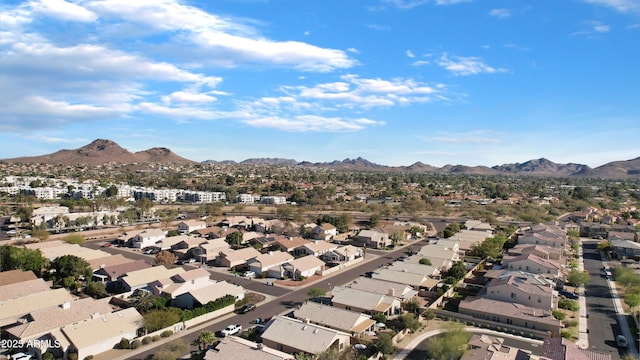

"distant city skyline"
[1,0,639,167]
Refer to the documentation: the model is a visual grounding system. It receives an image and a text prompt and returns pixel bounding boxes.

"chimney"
[61,301,71,310]
[388,288,395,296]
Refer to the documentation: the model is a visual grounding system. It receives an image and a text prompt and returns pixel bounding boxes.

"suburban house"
[346,277,419,303]
[293,302,376,337]
[214,247,261,268]
[23,241,110,261]
[260,315,351,356]
[247,251,295,278]
[508,244,563,262]
[414,244,460,272]
[0,277,51,302]
[482,270,557,289]
[61,307,144,360]
[609,239,640,260]
[458,297,561,337]
[93,259,152,284]
[312,223,338,240]
[220,216,254,229]
[517,233,567,249]
[578,222,610,239]
[170,236,209,258]
[273,236,311,254]
[299,240,338,257]
[149,268,214,299]
[254,219,287,234]
[371,268,440,290]
[130,228,166,249]
[177,219,207,234]
[173,280,245,310]
[503,254,562,278]
[204,335,294,360]
[462,334,532,360]
[4,297,114,358]
[88,254,136,271]
[387,262,441,278]
[541,336,612,360]
[192,238,231,263]
[0,269,38,285]
[439,230,492,253]
[330,286,402,317]
[193,226,225,239]
[281,255,325,280]
[480,275,555,310]
[353,229,391,249]
[1,288,76,328]
[322,245,363,263]
[608,231,637,242]
[118,266,185,292]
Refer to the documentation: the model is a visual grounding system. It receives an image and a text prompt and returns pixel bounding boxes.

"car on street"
[101,243,113,247]
[243,271,256,278]
[237,303,256,314]
[558,290,579,300]
[221,324,242,337]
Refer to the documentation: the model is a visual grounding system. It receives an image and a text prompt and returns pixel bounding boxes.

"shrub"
[119,338,130,349]
[42,353,54,360]
[560,331,572,339]
[563,320,578,327]
[152,335,161,342]
[131,339,142,349]
[552,310,566,320]
[68,353,78,360]
[84,356,94,360]
[161,330,173,338]
[142,337,152,345]
[558,299,580,311]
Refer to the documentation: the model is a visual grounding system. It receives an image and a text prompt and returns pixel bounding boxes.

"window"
[511,293,516,298]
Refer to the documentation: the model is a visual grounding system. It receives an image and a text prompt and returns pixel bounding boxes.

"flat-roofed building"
[260,316,351,356]
[293,302,376,336]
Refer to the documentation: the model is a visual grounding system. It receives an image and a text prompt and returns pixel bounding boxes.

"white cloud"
[243,115,384,132]
[489,8,511,18]
[420,130,502,144]
[412,60,430,66]
[29,0,98,22]
[437,54,508,76]
[594,24,611,32]
[83,0,356,72]
[406,50,415,58]
[583,0,640,13]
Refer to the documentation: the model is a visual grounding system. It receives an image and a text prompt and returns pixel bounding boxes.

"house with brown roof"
[503,254,562,278]
[0,288,76,328]
[247,251,294,278]
[458,297,561,337]
[330,286,402,317]
[88,254,136,271]
[93,259,152,284]
[322,245,363,263]
[191,238,231,263]
[214,247,261,268]
[0,269,37,286]
[346,277,419,303]
[541,336,611,360]
[353,229,391,249]
[273,236,311,254]
[0,277,52,302]
[118,265,185,292]
[508,244,563,262]
[149,268,213,299]
[293,302,376,337]
[281,255,325,280]
[461,334,531,360]
[193,226,225,239]
[481,275,555,310]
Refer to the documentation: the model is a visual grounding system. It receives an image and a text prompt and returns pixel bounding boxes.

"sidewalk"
[576,243,589,349]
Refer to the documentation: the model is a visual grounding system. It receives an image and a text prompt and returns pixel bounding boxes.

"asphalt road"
[582,240,625,360]
[85,236,431,359]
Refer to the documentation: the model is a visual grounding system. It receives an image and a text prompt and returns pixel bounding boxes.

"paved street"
[583,240,629,360]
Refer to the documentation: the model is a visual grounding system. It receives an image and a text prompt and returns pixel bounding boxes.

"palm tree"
[197,330,217,351]
[129,290,155,313]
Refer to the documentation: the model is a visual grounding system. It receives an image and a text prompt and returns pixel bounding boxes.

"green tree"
[0,245,49,275]
[419,258,432,266]
[130,290,157,313]
[403,298,421,315]
[374,332,395,354]
[422,308,436,325]
[32,229,50,242]
[226,231,244,249]
[144,309,181,332]
[424,322,471,360]
[195,330,217,351]
[307,287,326,299]
[624,293,640,314]
[368,214,380,228]
[85,280,107,298]
[390,231,405,245]
[371,313,387,324]
[471,235,506,259]
[447,261,467,281]
[51,255,91,286]
[615,267,640,290]
[566,269,590,287]
[399,313,421,332]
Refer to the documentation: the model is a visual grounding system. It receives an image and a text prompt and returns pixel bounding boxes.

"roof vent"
[302,325,307,331]
[313,329,318,334]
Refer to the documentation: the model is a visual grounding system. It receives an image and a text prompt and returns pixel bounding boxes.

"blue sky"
[1,0,639,167]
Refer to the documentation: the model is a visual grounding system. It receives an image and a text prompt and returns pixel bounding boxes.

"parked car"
[559,290,579,300]
[101,243,113,247]
[243,271,256,278]
[237,303,256,314]
[221,324,242,337]
[616,335,628,348]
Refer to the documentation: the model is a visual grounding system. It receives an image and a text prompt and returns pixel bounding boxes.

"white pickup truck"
[221,324,242,336]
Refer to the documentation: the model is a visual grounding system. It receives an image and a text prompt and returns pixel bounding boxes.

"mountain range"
[3,139,640,178]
